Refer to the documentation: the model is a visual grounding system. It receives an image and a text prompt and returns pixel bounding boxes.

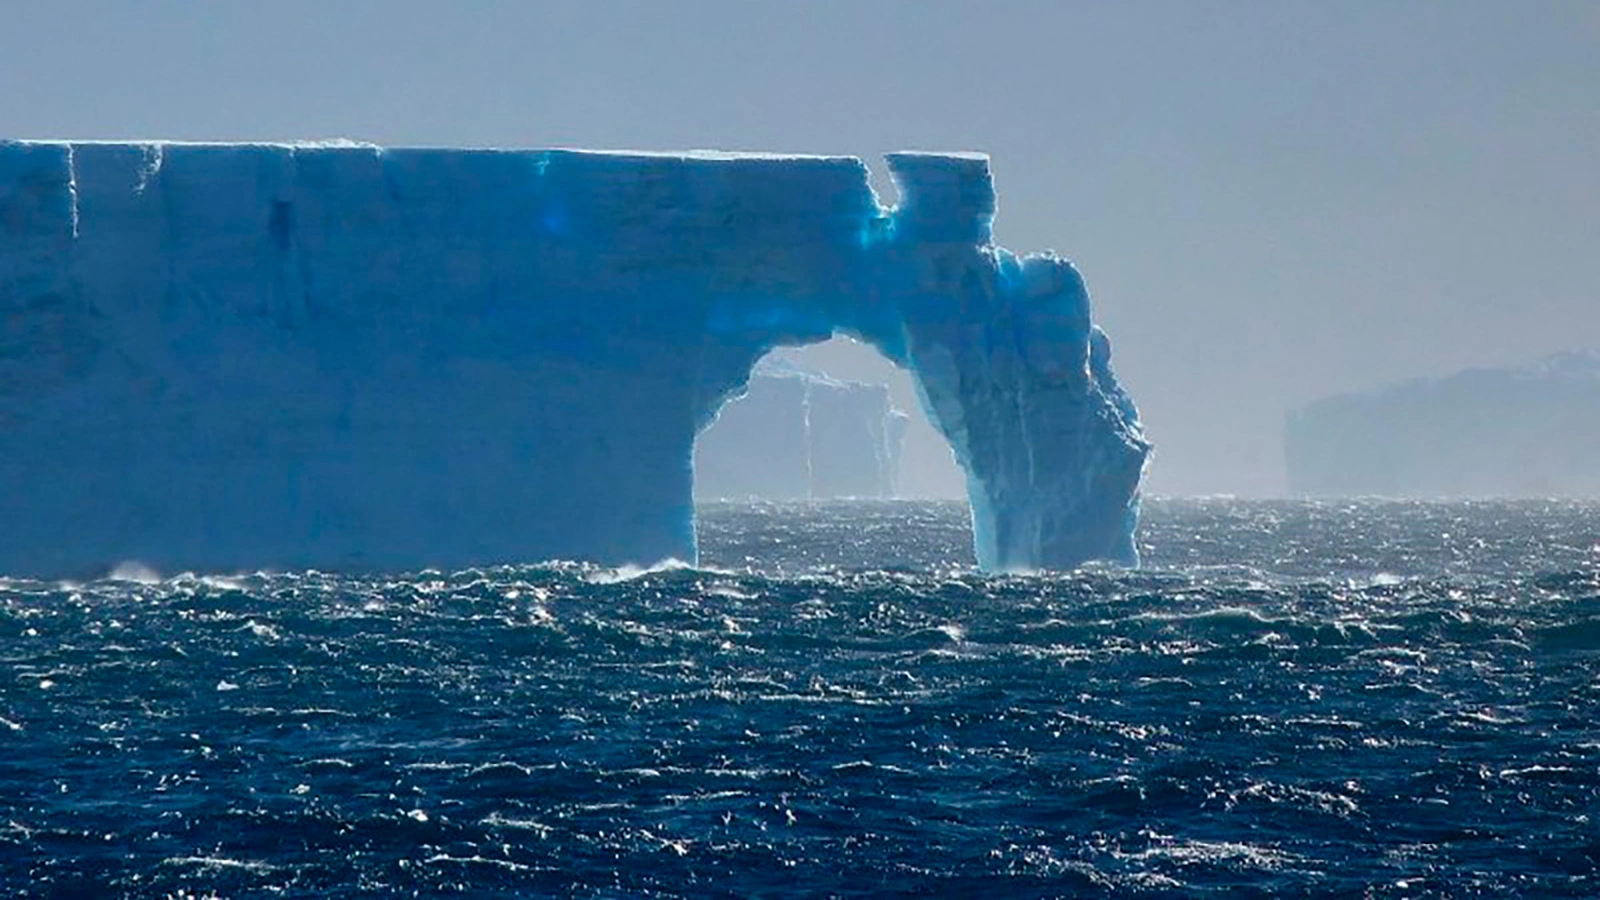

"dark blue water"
[3,499,1599,897]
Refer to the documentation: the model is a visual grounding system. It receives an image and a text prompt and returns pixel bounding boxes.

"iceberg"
[1286,352,1600,497]
[0,141,1148,576]
[694,359,910,501]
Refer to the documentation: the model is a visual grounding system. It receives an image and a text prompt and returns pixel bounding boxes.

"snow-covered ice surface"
[0,142,1148,576]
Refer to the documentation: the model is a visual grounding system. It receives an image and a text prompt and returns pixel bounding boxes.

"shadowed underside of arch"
[0,141,1149,576]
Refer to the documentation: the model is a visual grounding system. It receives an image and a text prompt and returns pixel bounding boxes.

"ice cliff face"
[0,141,1148,576]
[694,361,909,501]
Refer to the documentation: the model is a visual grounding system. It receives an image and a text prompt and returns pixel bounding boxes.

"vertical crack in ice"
[64,143,80,239]
[135,143,164,195]
[1018,377,1037,488]
[286,146,315,325]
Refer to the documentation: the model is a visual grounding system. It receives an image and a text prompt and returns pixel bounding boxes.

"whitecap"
[107,561,162,584]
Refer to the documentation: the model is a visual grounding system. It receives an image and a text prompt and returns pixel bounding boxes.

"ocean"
[2,499,1598,897]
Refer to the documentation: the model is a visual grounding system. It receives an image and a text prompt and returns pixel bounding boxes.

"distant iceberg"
[0,141,1149,576]
[1286,352,1600,497]
[694,360,909,501]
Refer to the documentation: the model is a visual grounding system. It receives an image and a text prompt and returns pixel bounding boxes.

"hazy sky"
[4,1,1595,495]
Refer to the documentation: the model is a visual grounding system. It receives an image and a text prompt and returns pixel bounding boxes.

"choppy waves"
[1,499,1598,896]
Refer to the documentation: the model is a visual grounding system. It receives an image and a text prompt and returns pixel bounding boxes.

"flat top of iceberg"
[5,138,385,150]
[1,139,990,166]
[883,150,991,161]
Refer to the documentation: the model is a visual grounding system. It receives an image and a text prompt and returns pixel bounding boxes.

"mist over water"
[3,499,1598,896]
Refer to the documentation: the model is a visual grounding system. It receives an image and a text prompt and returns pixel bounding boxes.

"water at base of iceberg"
[2,498,1598,897]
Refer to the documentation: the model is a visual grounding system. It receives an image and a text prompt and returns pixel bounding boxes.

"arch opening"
[692,335,965,507]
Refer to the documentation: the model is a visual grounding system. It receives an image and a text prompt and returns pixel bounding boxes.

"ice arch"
[0,142,1148,577]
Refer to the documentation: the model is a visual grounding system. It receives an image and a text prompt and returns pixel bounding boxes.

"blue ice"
[0,141,1149,576]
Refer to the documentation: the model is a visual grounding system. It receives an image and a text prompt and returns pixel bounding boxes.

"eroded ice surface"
[0,141,1148,576]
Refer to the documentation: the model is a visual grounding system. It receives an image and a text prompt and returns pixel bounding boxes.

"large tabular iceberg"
[0,141,1148,576]
[1287,352,1600,497]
